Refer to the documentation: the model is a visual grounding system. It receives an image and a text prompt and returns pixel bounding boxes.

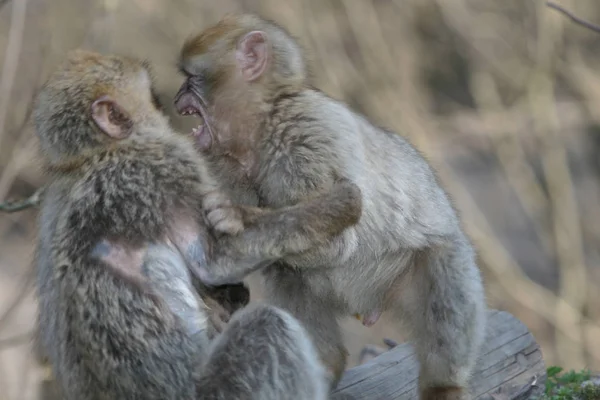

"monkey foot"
[358,345,387,365]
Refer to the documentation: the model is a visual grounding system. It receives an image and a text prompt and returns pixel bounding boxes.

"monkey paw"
[202,191,244,236]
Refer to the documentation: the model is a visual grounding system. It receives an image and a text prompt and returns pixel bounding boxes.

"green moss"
[534,367,600,400]
[579,385,600,400]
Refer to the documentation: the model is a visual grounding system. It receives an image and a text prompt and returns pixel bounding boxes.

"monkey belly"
[300,267,390,328]
[327,247,415,314]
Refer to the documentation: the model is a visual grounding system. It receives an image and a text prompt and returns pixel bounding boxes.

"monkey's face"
[174,16,270,153]
[173,70,216,152]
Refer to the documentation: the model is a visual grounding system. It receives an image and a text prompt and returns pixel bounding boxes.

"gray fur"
[197,304,329,400]
[179,14,487,399]
[34,50,333,400]
[261,90,486,395]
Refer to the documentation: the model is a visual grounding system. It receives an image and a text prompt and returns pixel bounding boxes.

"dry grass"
[1,0,600,398]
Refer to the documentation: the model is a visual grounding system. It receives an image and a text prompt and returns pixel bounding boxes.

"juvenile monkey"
[175,14,487,400]
[34,50,360,399]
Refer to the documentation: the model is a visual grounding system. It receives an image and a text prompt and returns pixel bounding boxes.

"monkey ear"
[236,31,269,82]
[91,95,133,139]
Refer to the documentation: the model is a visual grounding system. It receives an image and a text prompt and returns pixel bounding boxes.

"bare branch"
[0,0,28,151]
[547,1,600,34]
[0,185,44,213]
[531,2,588,368]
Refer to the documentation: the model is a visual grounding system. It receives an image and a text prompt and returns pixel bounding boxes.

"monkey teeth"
[192,125,204,136]
[181,108,200,116]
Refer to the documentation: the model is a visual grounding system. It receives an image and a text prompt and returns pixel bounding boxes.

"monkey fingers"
[206,208,244,236]
[358,344,388,365]
[202,190,244,236]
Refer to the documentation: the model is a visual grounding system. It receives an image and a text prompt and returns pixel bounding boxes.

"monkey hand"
[196,246,270,287]
[202,190,244,236]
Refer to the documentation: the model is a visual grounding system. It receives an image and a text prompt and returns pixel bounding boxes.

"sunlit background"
[1,0,600,398]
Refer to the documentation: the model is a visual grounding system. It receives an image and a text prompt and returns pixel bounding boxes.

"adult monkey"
[175,13,486,400]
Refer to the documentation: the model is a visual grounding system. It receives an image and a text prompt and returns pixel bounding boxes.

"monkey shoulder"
[268,89,459,239]
[258,91,350,206]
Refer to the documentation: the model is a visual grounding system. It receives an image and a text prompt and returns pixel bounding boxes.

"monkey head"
[174,14,307,162]
[34,50,167,165]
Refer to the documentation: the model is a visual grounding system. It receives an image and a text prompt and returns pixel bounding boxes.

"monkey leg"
[392,243,486,400]
[263,265,348,390]
[197,303,330,400]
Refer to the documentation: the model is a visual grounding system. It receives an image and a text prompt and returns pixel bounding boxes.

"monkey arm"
[88,225,250,334]
[197,179,362,286]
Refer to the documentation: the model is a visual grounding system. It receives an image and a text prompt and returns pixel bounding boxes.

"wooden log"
[333,310,546,399]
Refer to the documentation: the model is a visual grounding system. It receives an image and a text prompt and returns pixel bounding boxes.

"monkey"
[33,49,360,399]
[174,13,487,400]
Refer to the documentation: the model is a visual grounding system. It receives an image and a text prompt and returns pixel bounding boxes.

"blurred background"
[1,0,600,398]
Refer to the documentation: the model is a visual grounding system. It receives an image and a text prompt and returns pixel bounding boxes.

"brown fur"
[181,15,242,56]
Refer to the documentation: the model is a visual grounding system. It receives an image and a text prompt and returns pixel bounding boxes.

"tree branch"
[0,185,44,212]
[547,1,600,34]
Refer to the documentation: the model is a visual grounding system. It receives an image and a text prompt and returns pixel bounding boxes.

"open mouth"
[174,88,214,150]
